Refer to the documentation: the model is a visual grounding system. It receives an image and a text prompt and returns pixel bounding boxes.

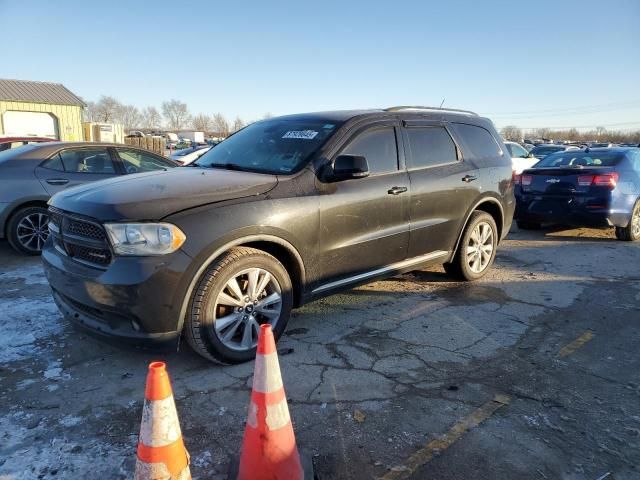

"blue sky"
[1,0,639,131]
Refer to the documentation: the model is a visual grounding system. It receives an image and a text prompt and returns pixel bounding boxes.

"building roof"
[0,79,85,107]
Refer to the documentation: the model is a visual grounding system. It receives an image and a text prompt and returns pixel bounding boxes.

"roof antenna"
[439,98,446,108]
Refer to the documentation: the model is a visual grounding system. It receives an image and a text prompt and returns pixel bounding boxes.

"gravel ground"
[0,225,639,479]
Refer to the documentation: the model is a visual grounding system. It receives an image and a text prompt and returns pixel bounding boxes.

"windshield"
[195,118,341,174]
[531,145,564,155]
[0,143,42,163]
[535,151,624,168]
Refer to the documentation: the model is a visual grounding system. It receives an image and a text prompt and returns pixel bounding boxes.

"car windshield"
[195,118,341,174]
[534,151,624,168]
[531,146,564,155]
[0,143,42,163]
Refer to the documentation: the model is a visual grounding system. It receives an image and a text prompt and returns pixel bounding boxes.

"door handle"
[388,186,408,195]
[462,175,478,183]
[46,179,69,185]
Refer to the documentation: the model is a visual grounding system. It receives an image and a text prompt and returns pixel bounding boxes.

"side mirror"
[332,155,369,180]
[527,153,535,158]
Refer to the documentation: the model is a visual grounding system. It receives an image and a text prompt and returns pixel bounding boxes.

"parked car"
[0,143,178,254]
[170,145,212,165]
[529,144,579,160]
[126,131,146,138]
[42,107,515,363]
[0,136,54,152]
[514,147,640,240]
[504,141,538,174]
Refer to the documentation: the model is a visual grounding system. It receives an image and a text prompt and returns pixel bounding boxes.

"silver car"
[0,142,177,254]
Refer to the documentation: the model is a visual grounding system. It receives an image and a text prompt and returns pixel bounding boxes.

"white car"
[169,146,211,165]
[504,141,538,174]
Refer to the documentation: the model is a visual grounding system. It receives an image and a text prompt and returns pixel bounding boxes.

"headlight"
[104,223,186,256]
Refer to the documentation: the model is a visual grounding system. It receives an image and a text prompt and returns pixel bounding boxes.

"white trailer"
[178,131,204,144]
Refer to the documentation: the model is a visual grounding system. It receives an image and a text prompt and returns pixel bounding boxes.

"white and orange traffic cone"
[135,361,191,480]
[233,324,314,480]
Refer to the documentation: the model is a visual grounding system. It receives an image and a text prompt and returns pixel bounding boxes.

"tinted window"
[341,127,398,174]
[41,154,64,171]
[531,145,565,156]
[535,152,624,168]
[117,148,174,173]
[406,127,457,168]
[452,123,501,159]
[508,143,529,158]
[59,148,115,173]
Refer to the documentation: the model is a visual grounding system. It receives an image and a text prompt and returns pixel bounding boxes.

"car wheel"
[516,220,542,230]
[444,211,498,281]
[184,247,293,364]
[615,200,640,242]
[7,206,50,255]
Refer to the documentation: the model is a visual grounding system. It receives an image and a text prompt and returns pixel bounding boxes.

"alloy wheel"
[632,205,640,238]
[212,267,282,351]
[467,221,494,274]
[16,213,50,252]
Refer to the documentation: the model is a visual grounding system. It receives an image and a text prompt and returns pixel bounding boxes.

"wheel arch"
[176,234,306,334]
[450,197,504,262]
[3,198,50,238]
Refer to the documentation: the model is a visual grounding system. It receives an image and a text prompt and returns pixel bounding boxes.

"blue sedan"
[514,147,640,241]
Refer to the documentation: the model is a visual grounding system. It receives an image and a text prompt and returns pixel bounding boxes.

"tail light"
[593,172,619,188]
[577,173,619,189]
[521,174,533,186]
[512,172,521,185]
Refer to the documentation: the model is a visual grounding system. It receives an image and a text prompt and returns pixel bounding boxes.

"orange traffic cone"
[135,361,191,480]
[234,324,314,480]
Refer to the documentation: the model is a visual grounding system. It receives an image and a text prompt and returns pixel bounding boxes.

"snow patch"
[0,296,64,363]
[0,263,49,285]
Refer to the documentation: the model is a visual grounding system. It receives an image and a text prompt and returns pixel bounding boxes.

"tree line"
[500,125,640,144]
[83,95,273,136]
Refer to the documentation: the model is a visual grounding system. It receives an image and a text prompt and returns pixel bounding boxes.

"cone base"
[227,450,316,480]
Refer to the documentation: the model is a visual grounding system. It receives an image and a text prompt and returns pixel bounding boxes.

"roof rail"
[384,105,479,116]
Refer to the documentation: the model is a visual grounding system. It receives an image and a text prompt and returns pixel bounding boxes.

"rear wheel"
[615,200,640,242]
[7,206,50,255]
[184,247,293,364]
[444,211,498,281]
[516,220,542,230]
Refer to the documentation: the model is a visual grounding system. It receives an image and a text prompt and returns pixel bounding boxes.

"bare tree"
[95,96,122,123]
[212,113,230,137]
[141,106,162,130]
[192,114,213,132]
[595,126,607,138]
[535,128,551,140]
[117,105,143,131]
[162,99,191,130]
[231,116,246,132]
[500,125,522,142]
[83,101,99,122]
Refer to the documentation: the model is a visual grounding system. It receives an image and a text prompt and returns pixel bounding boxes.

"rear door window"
[341,127,398,174]
[59,148,116,173]
[452,123,502,159]
[405,127,458,169]
[41,154,65,171]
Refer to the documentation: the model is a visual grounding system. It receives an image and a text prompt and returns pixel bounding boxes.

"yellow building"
[0,79,85,141]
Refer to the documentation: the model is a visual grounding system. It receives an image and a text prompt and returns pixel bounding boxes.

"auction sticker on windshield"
[282,130,319,140]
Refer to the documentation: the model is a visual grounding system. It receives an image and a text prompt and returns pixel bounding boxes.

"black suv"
[42,107,515,363]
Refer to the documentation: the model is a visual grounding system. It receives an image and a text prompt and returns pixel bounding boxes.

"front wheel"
[444,211,498,281]
[184,247,293,364]
[615,200,640,242]
[7,206,50,255]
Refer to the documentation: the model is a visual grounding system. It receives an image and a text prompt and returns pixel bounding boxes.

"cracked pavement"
[1,226,639,479]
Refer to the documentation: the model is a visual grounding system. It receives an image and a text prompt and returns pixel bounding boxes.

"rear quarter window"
[451,123,502,160]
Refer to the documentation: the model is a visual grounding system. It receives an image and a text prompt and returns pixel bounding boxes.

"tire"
[7,206,50,255]
[184,247,293,364]
[615,200,640,242]
[444,211,498,281]
[516,220,542,230]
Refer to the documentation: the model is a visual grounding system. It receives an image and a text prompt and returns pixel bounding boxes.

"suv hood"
[49,167,278,221]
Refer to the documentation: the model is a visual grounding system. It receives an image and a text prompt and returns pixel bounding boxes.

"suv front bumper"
[42,242,193,349]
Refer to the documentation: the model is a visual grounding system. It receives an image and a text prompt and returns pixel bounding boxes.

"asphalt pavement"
[0,226,639,479]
